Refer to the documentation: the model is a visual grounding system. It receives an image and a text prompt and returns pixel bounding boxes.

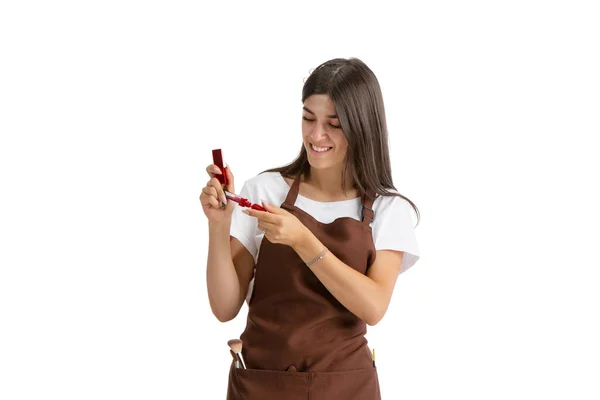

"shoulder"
[373,190,411,211]
[371,190,415,224]
[242,171,285,191]
[239,171,289,204]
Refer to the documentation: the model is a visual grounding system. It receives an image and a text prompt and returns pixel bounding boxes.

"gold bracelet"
[306,247,328,267]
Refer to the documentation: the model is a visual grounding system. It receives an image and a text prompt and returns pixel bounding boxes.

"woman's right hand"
[199,164,235,223]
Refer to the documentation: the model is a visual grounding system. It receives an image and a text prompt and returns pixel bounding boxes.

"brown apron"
[227,173,381,399]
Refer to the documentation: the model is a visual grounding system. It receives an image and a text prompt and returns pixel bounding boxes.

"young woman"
[200,57,421,399]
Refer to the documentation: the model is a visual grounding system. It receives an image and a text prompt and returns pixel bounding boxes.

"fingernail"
[213,167,221,174]
[242,209,250,215]
[260,199,268,205]
[221,195,227,205]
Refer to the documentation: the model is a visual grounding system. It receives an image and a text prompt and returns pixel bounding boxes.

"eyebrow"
[303,106,338,119]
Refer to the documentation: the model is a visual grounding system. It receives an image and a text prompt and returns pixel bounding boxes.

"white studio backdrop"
[1,1,599,399]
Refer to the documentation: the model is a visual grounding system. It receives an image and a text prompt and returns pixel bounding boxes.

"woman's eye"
[302,116,341,129]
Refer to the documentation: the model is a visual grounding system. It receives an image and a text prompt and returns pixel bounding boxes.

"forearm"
[206,220,241,322]
[292,229,384,325]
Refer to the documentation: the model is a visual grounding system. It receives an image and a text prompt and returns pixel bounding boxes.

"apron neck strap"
[283,172,302,206]
[361,188,376,225]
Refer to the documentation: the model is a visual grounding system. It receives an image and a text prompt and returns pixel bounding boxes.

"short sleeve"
[229,182,260,260]
[371,195,421,274]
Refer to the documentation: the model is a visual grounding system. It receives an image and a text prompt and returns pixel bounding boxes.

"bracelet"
[306,247,328,267]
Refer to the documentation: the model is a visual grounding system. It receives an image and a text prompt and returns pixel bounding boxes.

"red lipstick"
[224,191,267,212]
[212,149,229,186]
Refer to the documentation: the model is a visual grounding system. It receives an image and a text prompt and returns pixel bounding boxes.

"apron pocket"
[226,362,380,400]
[226,362,310,400]
[310,367,381,400]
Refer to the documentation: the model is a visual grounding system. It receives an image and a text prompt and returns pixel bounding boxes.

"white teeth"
[311,144,332,153]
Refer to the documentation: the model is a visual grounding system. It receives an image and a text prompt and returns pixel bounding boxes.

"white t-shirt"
[230,172,421,304]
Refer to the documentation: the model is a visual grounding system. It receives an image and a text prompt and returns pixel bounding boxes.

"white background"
[1,1,599,399]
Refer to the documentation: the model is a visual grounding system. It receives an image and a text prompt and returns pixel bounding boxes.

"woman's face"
[301,94,349,171]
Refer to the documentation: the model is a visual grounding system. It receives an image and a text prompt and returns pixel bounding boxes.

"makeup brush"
[372,348,376,368]
[227,339,247,369]
[230,349,240,368]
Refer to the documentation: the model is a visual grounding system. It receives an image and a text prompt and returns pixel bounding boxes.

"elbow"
[364,306,385,327]
[364,294,391,326]
[365,313,383,326]
[208,292,243,323]
[213,309,237,323]
[216,314,234,323]
[216,315,235,323]
[210,303,239,323]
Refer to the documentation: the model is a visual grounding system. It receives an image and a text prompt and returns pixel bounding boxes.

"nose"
[310,123,328,143]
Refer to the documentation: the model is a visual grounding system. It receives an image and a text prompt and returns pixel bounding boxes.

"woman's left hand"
[242,201,309,248]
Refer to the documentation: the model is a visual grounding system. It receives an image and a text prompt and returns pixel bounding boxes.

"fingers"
[201,176,227,207]
[204,164,233,204]
[200,186,220,208]
[200,162,236,211]
[257,220,276,233]
[207,177,227,206]
[205,164,223,177]
[259,200,287,215]
[242,208,277,223]
[224,166,235,193]
[241,200,283,219]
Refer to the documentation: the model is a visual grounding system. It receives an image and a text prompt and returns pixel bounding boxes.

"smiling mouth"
[310,143,333,153]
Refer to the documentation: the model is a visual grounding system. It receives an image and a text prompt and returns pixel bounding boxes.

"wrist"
[208,219,231,235]
[292,227,325,264]
[292,225,311,251]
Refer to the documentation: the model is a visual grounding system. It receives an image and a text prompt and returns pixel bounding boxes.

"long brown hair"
[263,57,420,227]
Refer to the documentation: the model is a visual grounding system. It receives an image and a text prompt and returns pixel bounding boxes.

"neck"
[304,167,356,198]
